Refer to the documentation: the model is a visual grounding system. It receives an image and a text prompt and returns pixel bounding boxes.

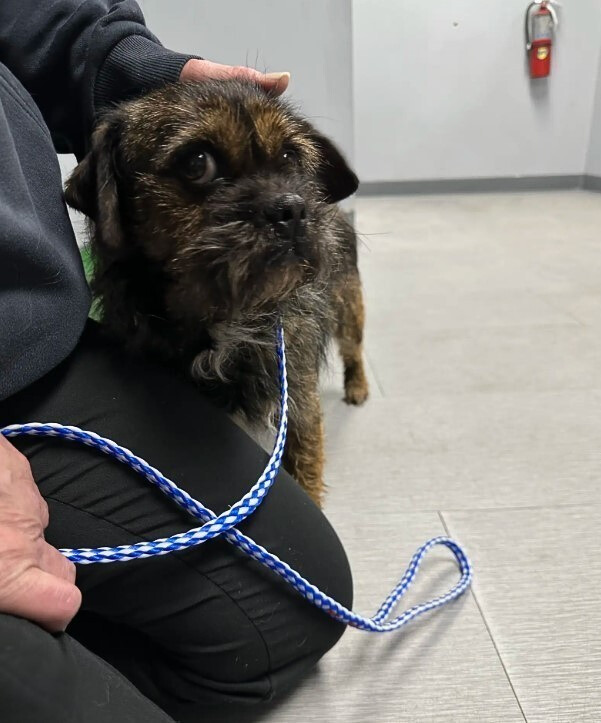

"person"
[0,3,353,721]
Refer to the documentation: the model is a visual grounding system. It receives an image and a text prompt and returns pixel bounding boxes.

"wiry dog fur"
[65,81,368,506]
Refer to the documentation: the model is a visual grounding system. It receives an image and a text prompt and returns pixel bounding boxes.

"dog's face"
[66,81,358,321]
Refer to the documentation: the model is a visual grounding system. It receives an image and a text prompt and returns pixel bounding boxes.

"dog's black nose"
[264,194,306,241]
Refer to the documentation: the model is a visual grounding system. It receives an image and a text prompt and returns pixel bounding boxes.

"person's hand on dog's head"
[180,59,290,95]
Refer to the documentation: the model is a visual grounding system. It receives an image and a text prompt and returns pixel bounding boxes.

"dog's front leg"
[283,380,326,508]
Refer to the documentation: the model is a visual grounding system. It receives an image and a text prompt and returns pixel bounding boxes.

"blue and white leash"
[1,325,473,633]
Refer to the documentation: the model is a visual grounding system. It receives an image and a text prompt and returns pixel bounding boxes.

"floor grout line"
[438,511,529,723]
[364,320,584,338]
[326,383,601,401]
[322,500,601,515]
[364,348,386,397]
[438,501,601,514]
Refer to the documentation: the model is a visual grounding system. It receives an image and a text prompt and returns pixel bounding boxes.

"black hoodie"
[0,0,193,399]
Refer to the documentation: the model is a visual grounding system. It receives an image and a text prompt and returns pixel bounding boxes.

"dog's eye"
[281,149,299,165]
[181,151,218,184]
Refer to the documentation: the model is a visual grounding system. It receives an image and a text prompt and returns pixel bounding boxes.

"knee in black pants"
[68,504,353,716]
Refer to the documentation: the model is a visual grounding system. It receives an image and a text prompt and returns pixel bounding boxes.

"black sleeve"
[0,0,194,157]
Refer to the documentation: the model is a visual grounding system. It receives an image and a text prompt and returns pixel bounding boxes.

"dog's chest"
[188,303,330,424]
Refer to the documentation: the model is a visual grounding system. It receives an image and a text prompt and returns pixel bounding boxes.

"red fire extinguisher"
[525,1,558,78]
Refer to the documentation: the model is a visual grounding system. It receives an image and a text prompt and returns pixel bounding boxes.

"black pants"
[0,323,353,722]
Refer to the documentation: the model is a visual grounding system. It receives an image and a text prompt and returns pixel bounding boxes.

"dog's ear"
[64,116,125,248]
[310,131,359,203]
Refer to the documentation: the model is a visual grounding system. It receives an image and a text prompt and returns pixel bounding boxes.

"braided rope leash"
[1,325,473,632]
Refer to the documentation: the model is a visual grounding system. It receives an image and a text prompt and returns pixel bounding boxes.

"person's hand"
[180,59,290,95]
[0,435,81,632]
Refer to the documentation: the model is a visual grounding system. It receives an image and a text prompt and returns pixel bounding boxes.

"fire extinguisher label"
[537,46,550,60]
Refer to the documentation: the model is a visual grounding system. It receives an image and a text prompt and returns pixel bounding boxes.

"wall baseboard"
[583,175,601,192]
[357,175,601,196]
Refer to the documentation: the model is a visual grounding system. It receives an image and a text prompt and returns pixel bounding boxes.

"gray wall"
[60,1,601,199]
[353,0,601,183]
[587,46,601,177]
[141,0,354,164]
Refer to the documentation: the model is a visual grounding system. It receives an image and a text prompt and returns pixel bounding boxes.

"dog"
[65,80,368,506]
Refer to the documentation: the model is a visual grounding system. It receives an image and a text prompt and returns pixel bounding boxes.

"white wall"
[353,0,601,183]
[141,0,354,164]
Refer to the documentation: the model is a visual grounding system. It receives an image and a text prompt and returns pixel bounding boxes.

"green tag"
[80,246,102,322]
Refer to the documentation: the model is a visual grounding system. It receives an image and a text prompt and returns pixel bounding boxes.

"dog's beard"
[164,219,324,322]
[163,181,330,323]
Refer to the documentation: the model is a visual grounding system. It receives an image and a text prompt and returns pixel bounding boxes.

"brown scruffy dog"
[65,80,368,506]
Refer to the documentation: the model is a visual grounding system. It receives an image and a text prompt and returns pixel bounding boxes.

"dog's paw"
[344,380,369,406]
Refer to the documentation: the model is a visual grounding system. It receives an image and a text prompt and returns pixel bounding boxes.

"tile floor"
[245,191,601,722]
